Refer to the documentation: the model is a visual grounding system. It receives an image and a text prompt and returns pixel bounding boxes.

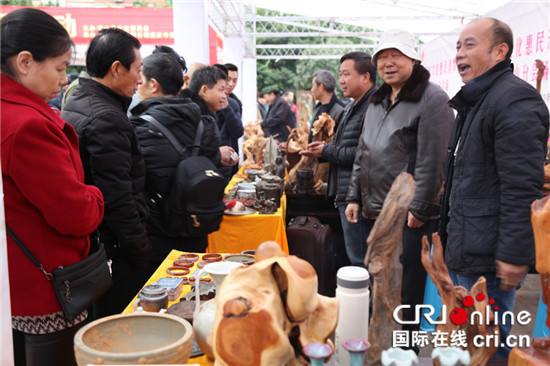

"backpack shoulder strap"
[191,119,204,156]
[141,114,184,156]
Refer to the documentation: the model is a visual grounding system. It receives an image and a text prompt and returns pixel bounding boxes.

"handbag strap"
[141,114,204,157]
[6,225,52,280]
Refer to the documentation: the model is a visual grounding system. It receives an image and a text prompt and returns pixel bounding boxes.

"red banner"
[0,6,174,45]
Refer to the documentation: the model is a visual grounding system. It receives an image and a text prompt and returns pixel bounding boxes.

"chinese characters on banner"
[421,2,550,107]
[0,6,175,45]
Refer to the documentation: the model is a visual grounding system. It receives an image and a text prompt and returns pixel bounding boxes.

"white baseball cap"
[372,29,420,65]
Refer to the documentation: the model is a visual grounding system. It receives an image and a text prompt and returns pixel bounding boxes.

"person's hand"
[219,146,235,166]
[345,203,360,223]
[279,141,288,151]
[496,260,528,291]
[407,211,425,228]
[299,141,325,158]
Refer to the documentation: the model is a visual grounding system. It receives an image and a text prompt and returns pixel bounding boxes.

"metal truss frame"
[206,1,477,60]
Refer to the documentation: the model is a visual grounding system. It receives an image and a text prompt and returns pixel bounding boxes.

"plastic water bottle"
[334,266,370,366]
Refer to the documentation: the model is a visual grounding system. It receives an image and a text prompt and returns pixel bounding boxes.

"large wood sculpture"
[508,196,550,365]
[421,234,498,366]
[212,241,339,365]
[366,172,416,366]
[288,113,335,194]
[242,121,266,170]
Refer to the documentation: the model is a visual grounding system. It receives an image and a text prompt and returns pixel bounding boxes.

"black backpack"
[141,115,226,237]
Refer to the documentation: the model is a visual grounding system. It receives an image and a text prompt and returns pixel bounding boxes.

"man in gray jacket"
[301,52,377,267]
[345,29,455,348]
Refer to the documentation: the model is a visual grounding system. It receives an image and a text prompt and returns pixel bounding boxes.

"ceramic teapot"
[256,172,288,208]
[133,284,169,312]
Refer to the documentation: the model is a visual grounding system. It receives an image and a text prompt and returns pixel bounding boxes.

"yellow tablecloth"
[206,170,289,255]
[123,250,221,366]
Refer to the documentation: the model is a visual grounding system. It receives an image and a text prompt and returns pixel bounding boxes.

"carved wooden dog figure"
[212,241,338,365]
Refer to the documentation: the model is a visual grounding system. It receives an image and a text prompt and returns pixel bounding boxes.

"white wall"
[173,0,209,64]
[1,165,14,366]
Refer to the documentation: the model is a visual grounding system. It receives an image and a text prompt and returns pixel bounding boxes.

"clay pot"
[74,312,193,365]
[133,284,169,312]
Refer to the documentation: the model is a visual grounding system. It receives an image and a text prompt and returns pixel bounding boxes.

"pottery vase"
[192,261,244,360]
[342,338,371,366]
[381,347,419,366]
[303,342,332,366]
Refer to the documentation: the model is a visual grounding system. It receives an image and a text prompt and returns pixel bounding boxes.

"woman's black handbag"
[7,226,112,321]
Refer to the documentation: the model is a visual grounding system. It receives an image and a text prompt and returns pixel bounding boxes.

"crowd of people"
[1,7,548,366]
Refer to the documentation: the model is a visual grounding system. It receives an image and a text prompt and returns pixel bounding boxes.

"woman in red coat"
[1,9,104,366]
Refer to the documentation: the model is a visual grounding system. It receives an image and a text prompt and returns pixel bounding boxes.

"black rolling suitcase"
[287,216,336,296]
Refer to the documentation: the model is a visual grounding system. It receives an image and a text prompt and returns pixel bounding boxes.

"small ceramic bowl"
[223,253,255,266]
[241,250,256,256]
[236,189,256,200]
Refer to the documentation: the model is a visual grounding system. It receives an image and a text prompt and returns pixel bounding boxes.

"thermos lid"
[337,266,370,289]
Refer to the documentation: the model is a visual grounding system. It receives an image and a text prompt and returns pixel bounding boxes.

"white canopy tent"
[2,2,548,364]
[180,0,545,125]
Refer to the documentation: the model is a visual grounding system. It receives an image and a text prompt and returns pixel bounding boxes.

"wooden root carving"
[508,196,550,364]
[366,172,416,366]
[421,233,498,366]
[288,113,334,193]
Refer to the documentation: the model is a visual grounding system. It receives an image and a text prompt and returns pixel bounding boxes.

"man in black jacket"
[308,69,346,142]
[300,52,377,267]
[62,28,152,318]
[179,66,239,168]
[130,53,223,277]
[261,87,295,143]
[441,18,549,358]
[213,64,244,181]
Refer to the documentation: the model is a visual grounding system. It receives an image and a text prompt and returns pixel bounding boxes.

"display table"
[123,250,222,366]
[206,170,288,254]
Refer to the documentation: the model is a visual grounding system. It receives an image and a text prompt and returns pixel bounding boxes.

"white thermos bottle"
[334,266,370,366]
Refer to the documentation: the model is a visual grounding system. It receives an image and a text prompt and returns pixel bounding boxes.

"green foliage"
[1,0,32,5]
[255,8,375,99]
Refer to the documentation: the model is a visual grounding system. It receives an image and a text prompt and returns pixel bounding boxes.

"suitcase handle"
[292,216,319,229]
[296,216,308,227]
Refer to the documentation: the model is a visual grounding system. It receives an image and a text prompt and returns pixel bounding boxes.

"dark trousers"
[92,252,149,319]
[13,323,84,366]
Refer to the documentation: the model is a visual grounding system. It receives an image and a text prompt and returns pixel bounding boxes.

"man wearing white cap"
[345,29,455,349]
